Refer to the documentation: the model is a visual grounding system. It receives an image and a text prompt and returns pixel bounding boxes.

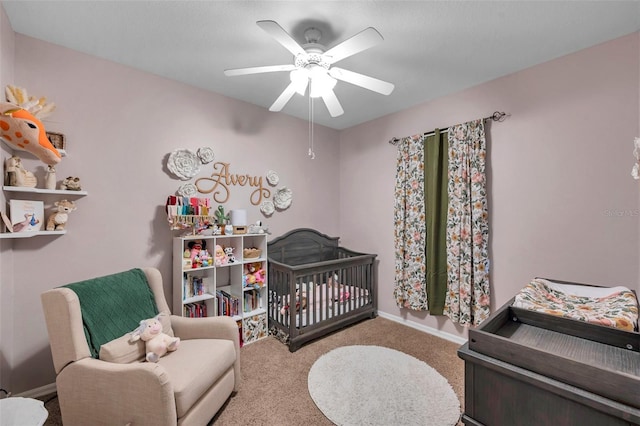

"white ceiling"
[2,1,639,130]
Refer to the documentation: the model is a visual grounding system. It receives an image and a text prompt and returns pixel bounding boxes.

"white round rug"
[308,345,460,426]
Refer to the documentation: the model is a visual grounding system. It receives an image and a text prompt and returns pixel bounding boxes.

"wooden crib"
[267,228,377,352]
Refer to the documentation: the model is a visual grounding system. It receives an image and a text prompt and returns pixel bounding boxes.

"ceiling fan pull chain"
[308,93,316,159]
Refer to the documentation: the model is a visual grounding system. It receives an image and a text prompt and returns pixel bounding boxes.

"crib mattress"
[274,283,370,327]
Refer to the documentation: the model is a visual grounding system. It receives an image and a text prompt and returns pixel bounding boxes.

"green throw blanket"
[64,268,159,358]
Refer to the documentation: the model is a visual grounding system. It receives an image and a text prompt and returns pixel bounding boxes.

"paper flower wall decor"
[260,200,275,216]
[266,170,279,186]
[167,148,200,180]
[177,183,197,197]
[197,147,215,164]
[273,186,293,210]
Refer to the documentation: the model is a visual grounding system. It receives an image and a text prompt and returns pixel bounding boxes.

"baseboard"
[14,382,56,399]
[377,311,468,346]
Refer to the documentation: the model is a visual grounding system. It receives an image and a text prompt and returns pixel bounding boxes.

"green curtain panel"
[444,119,491,325]
[424,130,449,315]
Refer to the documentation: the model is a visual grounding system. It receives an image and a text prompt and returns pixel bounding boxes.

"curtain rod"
[388,111,509,146]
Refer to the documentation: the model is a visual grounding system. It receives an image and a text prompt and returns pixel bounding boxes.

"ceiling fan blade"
[329,67,395,95]
[224,64,296,77]
[269,82,298,112]
[323,27,383,65]
[320,89,344,117]
[257,20,306,56]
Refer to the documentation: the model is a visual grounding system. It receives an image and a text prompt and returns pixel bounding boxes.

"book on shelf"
[9,199,44,232]
[183,301,208,318]
[183,274,211,299]
[216,290,239,317]
[243,289,261,312]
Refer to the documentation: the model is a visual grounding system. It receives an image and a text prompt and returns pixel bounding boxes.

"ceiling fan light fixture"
[309,66,337,98]
[290,69,309,95]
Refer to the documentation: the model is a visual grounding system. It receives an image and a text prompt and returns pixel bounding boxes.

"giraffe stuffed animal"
[0,102,61,165]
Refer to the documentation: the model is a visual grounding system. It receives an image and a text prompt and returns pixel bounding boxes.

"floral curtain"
[444,119,491,325]
[393,135,428,310]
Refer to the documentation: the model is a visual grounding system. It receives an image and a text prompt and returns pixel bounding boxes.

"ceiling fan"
[224,20,395,117]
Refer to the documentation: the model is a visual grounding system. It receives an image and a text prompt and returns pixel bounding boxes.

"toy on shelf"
[184,239,213,268]
[45,200,76,231]
[1,86,61,165]
[248,220,270,234]
[60,176,81,191]
[129,315,180,363]
[188,240,205,262]
[224,246,236,263]
[4,156,37,187]
[243,247,262,260]
[214,205,229,226]
[214,244,227,266]
[200,250,212,267]
[244,262,265,289]
[44,165,56,190]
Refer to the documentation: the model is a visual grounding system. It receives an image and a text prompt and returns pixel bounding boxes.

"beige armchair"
[41,267,240,426]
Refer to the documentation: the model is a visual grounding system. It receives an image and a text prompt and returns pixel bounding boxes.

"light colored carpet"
[40,317,465,425]
[308,345,461,426]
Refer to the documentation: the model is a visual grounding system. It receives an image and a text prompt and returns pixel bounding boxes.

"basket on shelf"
[233,225,247,235]
[243,248,262,260]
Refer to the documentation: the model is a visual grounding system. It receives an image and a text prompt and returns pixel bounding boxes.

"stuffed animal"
[214,244,227,266]
[224,246,236,263]
[0,101,61,165]
[45,199,76,231]
[280,289,307,316]
[187,239,205,262]
[129,315,180,363]
[4,156,37,187]
[244,262,265,288]
[60,176,81,191]
[327,274,350,302]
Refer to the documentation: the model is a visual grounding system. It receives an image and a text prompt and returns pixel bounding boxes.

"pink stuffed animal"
[130,315,180,362]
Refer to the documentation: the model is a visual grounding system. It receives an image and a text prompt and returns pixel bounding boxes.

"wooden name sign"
[195,162,271,206]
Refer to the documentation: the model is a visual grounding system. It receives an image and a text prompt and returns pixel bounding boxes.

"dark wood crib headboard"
[268,228,340,266]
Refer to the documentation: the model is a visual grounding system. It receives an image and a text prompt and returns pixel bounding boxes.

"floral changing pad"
[512,278,639,332]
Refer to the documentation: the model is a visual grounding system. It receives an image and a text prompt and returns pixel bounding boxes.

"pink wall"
[2,34,340,392]
[339,32,640,338]
[1,14,638,394]
[0,2,15,395]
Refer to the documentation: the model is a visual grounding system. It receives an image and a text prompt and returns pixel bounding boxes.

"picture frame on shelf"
[46,131,66,151]
[9,199,44,232]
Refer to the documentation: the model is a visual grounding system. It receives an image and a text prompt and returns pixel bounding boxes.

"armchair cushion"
[158,339,236,418]
[99,315,174,363]
[64,268,161,358]
[99,334,145,364]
